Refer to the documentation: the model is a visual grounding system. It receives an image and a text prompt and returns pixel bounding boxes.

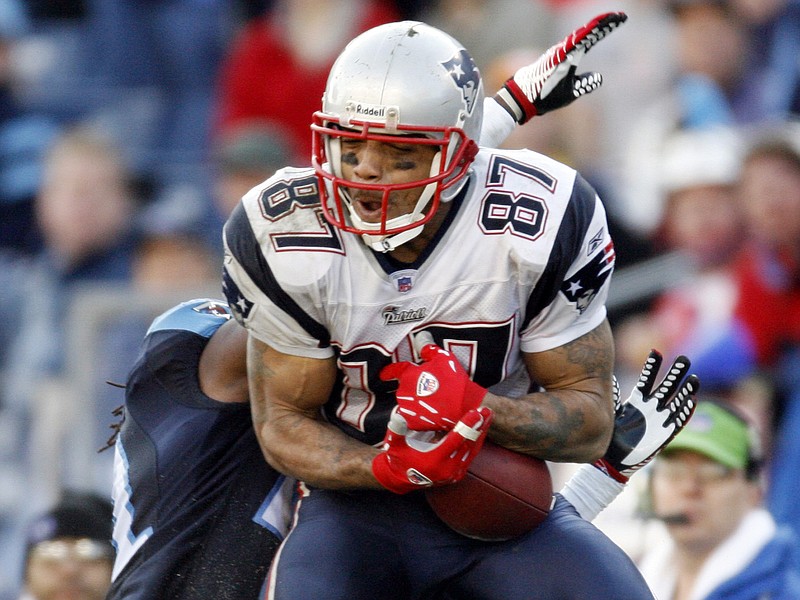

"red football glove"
[372,406,494,494]
[380,344,488,431]
[495,11,627,123]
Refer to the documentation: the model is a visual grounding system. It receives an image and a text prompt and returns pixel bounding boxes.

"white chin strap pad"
[358,179,436,252]
[362,223,425,252]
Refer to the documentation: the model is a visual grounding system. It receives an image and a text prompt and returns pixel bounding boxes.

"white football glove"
[494,11,628,123]
[595,350,699,483]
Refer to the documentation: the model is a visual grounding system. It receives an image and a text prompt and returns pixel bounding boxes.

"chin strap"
[362,224,425,253]
[361,169,473,253]
[354,177,437,252]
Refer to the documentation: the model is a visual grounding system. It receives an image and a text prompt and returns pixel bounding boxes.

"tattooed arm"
[482,319,615,462]
[247,319,613,486]
[247,336,384,489]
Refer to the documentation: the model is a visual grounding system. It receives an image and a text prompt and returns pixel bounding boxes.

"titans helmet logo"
[442,49,480,114]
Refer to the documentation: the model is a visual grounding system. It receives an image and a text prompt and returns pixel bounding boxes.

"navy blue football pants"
[265,490,654,599]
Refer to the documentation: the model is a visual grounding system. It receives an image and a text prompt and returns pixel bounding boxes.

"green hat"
[662,402,751,470]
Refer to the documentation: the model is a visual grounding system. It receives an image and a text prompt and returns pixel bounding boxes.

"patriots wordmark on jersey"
[223,147,615,446]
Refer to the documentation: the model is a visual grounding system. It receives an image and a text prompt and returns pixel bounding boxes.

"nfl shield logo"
[391,269,418,293]
[416,372,439,397]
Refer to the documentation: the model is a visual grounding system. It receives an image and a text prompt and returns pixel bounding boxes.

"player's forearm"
[482,387,612,462]
[255,412,382,490]
[482,321,615,462]
[246,336,383,490]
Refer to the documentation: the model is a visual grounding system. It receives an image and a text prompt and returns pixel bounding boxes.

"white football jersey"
[223,147,615,445]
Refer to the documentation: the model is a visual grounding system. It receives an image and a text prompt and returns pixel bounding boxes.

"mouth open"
[352,196,385,223]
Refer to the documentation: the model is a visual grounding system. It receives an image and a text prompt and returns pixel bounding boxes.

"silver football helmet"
[312,21,484,252]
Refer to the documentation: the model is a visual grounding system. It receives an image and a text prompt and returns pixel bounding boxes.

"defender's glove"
[495,11,628,123]
[380,344,487,431]
[595,350,699,483]
[372,406,494,494]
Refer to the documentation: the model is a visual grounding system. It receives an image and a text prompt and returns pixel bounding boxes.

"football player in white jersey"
[222,17,671,599]
[107,12,696,600]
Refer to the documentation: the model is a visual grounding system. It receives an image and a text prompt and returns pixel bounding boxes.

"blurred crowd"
[0,0,799,598]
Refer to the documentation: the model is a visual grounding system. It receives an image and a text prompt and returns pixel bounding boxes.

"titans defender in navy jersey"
[106,299,291,600]
[223,21,656,600]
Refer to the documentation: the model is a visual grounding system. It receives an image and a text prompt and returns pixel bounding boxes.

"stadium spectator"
[0,120,139,428]
[732,133,800,541]
[638,400,800,600]
[1,123,139,417]
[667,0,752,126]
[730,134,800,372]
[132,185,222,291]
[726,0,800,121]
[211,120,298,221]
[414,0,556,70]
[0,0,60,256]
[18,490,114,600]
[618,0,752,237]
[0,123,139,597]
[213,0,400,160]
[614,127,749,391]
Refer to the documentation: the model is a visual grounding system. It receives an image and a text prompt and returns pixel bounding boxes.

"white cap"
[659,127,743,196]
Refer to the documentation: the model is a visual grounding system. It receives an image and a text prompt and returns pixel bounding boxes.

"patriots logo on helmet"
[442,49,481,114]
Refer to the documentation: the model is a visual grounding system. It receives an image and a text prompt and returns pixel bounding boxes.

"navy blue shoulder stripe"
[522,173,597,331]
[223,203,331,348]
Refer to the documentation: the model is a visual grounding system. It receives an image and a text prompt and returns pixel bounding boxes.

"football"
[425,441,553,542]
